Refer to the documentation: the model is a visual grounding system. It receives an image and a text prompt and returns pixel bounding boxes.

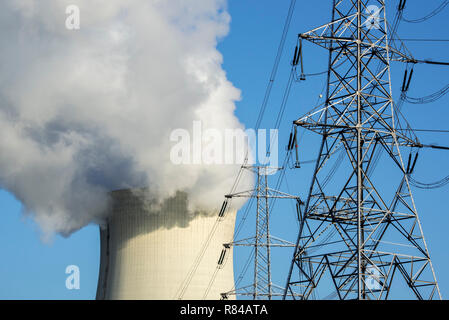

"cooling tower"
[96,189,236,300]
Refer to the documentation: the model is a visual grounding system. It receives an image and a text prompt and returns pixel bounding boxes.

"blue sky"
[1,0,449,299]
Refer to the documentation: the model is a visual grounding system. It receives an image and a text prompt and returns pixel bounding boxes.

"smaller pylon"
[221,165,302,300]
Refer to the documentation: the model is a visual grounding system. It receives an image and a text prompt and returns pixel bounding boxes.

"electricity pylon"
[284,0,441,300]
[221,166,301,300]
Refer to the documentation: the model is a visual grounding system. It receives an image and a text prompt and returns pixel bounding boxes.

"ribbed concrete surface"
[96,189,235,300]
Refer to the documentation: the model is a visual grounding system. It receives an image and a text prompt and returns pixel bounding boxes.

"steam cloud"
[0,0,252,236]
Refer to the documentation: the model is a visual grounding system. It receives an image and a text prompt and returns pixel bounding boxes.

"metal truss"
[284,0,441,300]
[221,166,301,300]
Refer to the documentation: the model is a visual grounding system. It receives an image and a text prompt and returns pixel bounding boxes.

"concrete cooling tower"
[96,189,236,300]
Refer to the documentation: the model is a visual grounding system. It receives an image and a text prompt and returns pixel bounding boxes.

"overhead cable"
[402,1,449,23]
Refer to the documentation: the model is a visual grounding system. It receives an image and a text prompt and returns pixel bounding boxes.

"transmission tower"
[221,166,301,300]
[284,0,441,300]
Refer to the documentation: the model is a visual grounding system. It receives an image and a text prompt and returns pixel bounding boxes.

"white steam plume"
[0,0,252,236]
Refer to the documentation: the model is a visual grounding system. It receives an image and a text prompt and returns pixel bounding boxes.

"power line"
[254,0,297,131]
[410,175,449,189]
[394,38,449,42]
[405,83,449,104]
[402,1,449,23]
[400,129,449,133]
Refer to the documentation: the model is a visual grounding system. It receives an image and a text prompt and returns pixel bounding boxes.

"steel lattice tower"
[221,166,300,300]
[284,0,441,300]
